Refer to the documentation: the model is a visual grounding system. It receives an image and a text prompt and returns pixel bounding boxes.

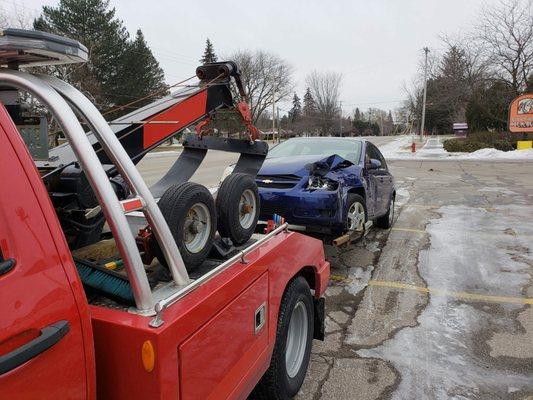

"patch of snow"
[365,241,381,253]
[457,148,533,160]
[376,135,533,161]
[347,265,374,295]
[395,187,410,206]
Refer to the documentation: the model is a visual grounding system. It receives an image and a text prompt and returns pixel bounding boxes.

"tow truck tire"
[376,196,394,229]
[216,173,259,245]
[252,276,314,400]
[156,182,216,269]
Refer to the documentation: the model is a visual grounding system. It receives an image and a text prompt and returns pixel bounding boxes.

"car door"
[365,143,391,216]
[372,144,394,214]
[0,118,88,399]
[363,143,380,218]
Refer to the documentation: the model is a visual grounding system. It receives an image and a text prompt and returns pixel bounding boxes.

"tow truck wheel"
[156,182,216,269]
[252,276,313,400]
[216,173,259,245]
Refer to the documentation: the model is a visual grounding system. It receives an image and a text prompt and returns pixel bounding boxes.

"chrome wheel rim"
[184,202,210,253]
[347,201,365,231]
[285,301,308,378]
[239,189,256,229]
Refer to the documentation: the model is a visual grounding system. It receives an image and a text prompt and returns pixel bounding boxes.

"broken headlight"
[307,175,339,191]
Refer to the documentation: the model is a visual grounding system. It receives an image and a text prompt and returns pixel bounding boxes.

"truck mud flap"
[150,134,268,198]
[313,297,325,341]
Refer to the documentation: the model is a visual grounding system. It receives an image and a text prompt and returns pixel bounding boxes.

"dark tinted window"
[365,143,387,170]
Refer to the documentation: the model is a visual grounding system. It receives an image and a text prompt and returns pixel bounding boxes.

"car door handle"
[0,258,16,276]
[0,320,69,375]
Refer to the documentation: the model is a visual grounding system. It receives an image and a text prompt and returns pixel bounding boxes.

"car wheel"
[155,182,216,269]
[251,276,314,400]
[376,196,394,229]
[341,193,367,233]
[216,173,259,245]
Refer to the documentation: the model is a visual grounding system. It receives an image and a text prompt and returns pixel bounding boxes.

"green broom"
[74,258,135,305]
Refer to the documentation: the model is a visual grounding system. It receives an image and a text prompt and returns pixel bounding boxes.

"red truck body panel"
[0,105,97,399]
[0,102,330,399]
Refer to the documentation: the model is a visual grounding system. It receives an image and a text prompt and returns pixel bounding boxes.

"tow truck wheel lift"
[0,28,272,309]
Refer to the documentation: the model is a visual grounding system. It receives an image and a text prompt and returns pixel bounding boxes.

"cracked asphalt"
[296,158,533,400]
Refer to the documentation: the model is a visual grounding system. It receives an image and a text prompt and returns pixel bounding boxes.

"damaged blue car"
[255,137,396,235]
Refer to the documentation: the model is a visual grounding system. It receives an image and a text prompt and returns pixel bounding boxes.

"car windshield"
[267,138,362,164]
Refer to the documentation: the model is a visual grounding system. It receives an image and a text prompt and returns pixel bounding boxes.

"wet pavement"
[297,159,533,400]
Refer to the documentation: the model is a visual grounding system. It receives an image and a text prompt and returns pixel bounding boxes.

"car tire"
[334,193,367,236]
[155,182,216,269]
[251,276,314,400]
[216,173,260,245]
[376,196,394,229]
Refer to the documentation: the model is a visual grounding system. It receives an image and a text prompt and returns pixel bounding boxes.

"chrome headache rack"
[0,28,284,324]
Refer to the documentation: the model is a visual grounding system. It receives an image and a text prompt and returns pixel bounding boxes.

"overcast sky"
[5,0,501,115]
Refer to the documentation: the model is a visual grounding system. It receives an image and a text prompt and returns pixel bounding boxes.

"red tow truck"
[0,29,329,399]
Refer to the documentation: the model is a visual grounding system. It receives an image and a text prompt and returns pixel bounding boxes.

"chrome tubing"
[38,74,190,286]
[0,69,154,312]
[149,223,289,328]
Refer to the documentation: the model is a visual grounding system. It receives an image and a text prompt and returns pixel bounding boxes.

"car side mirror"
[367,158,381,170]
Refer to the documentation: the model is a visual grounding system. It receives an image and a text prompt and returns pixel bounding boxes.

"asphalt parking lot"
[138,139,533,399]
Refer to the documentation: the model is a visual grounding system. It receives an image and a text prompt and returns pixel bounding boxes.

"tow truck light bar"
[0,28,88,67]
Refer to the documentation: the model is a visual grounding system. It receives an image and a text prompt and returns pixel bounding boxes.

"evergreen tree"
[34,0,167,113]
[303,87,316,116]
[200,38,217,64]
[289,93,302,122]
[354,107,361,120]
[117,30,168,109]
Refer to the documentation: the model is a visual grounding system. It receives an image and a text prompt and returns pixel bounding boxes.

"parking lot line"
[391,227,427,234]
[404,204,496,211]
[368,280,533,305]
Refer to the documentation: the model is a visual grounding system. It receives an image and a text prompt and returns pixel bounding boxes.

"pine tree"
[354,107,361,120]
[289,93,302,122]
[200,38,218,64]
[118,30,168,108]
[34,0,167,113]
[303,87,316,116]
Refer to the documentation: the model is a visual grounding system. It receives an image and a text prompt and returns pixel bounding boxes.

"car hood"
[259,154,353,177]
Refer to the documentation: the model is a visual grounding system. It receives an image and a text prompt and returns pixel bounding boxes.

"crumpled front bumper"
[259,188,345,228]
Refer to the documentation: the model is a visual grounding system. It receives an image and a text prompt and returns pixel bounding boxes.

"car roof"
[284,136,365,143]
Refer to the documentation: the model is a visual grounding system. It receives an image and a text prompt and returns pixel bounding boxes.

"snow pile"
[457,147,533,160]
[378,136,414,158]
[376,135,533,161]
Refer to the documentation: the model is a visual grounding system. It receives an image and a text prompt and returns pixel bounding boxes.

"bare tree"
[305,71,342,135]
[476,0,533,94]
[227,50,293,123]
[0,2,33,29]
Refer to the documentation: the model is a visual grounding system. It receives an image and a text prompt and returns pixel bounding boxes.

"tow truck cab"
[0,29,329,399]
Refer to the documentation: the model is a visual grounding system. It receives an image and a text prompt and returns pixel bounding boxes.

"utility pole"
[339,101,343,137]
[272,90,276,142]
[420,46,430,141]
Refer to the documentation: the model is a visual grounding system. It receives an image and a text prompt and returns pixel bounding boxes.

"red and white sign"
[509,93,533,133]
